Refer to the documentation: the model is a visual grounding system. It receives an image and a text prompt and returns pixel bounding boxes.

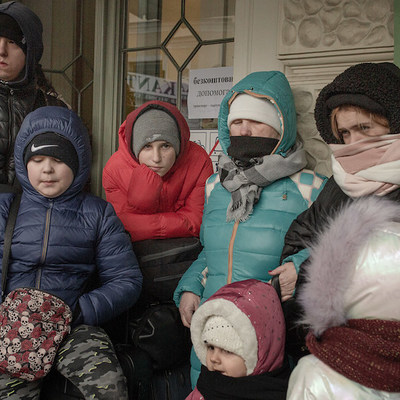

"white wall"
[232,0,394,177]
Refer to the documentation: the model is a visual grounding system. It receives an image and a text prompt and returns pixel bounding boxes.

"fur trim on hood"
[315,62,400,144]
[191,279,285,376]
[299,196,400,337]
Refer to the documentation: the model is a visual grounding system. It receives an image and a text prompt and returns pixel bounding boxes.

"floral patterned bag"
[0,288,72,381]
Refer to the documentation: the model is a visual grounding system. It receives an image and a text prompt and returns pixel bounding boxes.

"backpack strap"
[1,193,22,300]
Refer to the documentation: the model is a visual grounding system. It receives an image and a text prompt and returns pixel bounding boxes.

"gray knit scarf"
[219,142,307,222]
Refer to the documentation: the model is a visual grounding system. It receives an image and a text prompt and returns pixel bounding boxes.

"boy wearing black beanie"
[0,1,68,187]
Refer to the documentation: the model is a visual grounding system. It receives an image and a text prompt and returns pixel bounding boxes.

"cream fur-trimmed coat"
[288,197,400,400]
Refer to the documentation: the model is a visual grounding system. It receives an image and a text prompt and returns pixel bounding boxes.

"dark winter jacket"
[0,1,67,185]
[282,62,400,271]
[281,177,400,269]
[0,106,143,326]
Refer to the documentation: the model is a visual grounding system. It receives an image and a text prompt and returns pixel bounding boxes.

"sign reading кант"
[188,67,233,119]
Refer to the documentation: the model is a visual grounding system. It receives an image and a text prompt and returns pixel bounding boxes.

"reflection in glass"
[125,0,235,117]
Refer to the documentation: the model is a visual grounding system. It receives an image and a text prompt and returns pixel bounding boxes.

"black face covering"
[227,136,279,166]
[196,363,290,400]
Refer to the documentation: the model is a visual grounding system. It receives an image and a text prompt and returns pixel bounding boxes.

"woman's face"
[335,108,390,144]
[230,119,280,139]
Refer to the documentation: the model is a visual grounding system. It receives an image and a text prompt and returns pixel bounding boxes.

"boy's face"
[27,156,74,198]
[205,344,247,378]
[0,37,26,82]
[138,140,176,177]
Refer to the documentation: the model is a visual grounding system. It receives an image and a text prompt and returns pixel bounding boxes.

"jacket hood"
[300,197,400,337]
[218,71,297,156]
[119,100,191,177]
[191,279,285,376]
[14,106,91,201]
[315,62,400,144]
[0,1,43,87]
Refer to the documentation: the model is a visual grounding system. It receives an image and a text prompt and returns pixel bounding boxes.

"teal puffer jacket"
[174,71,326,306]
[174,71,326,387]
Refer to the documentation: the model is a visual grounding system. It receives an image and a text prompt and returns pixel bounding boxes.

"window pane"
[125,0,234,119]
[165,23,199,68]
[127,0,182,49]
[25,0,94,124]
[186,0,235,41]
[125,49,182,115]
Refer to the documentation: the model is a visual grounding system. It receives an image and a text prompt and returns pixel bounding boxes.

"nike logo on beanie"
[24,132,79,177]
[31,144,59,152]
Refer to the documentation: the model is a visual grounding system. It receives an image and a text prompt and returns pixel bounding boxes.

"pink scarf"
[330,134,400,198]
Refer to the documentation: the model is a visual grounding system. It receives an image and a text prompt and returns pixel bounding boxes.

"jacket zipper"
[227,220,239,284]
[36,201,53,288]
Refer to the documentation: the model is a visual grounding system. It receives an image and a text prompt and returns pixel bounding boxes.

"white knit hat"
[201,315,245,359]
[191,298,258,375]
[227,93,282,135]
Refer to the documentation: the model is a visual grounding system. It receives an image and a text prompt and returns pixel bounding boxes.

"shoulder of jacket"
[67,193,109,218]
[289,169,327,207]
[83,192,108,207]
[0,192,15,213]
[205,173,220,202]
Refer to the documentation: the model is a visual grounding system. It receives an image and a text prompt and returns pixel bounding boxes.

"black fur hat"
[314,62,400,144]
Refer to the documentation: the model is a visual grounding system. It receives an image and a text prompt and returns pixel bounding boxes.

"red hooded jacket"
[103,101,213,242]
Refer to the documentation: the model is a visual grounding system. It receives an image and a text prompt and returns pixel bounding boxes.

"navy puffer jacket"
[0,106,142,326]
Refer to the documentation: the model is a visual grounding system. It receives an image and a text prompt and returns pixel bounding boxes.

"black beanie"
[24,132,79,177]
[0,13,26,53]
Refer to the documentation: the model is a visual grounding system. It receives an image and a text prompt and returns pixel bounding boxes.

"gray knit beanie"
[132,109,180,157]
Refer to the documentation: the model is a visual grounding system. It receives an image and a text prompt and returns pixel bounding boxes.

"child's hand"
[127,164,163,212]
[179,291,200,328]
[269,262,297,302]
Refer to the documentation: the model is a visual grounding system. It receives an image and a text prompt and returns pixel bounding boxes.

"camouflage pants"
[0,325,128,400]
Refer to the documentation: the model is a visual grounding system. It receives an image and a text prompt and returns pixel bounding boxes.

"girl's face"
[138,140,176,177]
[335,108,390,144]
[205,344,247,378]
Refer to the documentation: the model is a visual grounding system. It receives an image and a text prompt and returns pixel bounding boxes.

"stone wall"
[277,0,394,177]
